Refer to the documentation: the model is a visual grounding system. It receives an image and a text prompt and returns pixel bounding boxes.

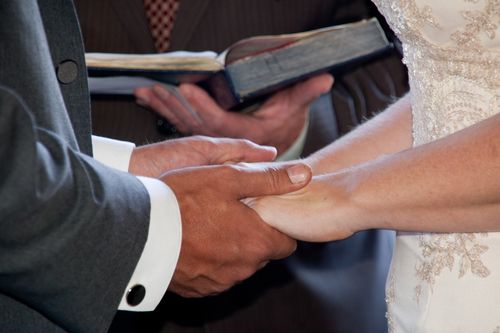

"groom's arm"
[0,87,155,333]
[92,135,182,311]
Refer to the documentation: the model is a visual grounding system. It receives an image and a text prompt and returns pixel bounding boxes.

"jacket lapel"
[169,0,212,50]
[110,0,156,52]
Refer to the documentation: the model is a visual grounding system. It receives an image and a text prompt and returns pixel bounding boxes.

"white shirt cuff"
[91,135,182,311]
[118,176,182,311]
[91,135,135,171]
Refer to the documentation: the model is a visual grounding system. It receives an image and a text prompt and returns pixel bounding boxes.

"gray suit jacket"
[75,1,407,332]
[0,1,151,332]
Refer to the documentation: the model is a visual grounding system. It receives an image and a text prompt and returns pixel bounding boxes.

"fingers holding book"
[134,73,333,155]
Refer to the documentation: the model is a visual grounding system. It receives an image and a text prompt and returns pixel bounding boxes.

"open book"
[86,18,391,109]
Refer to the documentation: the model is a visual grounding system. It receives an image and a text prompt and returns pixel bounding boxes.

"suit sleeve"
[0,86,150,333]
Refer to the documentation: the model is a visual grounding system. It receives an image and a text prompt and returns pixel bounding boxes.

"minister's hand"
[128,136,278,178]
[161,162,312,297]
[134,74,333,155]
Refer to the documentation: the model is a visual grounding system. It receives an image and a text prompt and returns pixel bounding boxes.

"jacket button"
[126,284,146,306]
[56,60,78,84]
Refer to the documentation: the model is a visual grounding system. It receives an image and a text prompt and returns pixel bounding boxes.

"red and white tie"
[143,0,180,52]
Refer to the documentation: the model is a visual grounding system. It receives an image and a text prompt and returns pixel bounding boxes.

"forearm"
[305,94,413,174]
[343,111,500,234]
[0,89,150,332]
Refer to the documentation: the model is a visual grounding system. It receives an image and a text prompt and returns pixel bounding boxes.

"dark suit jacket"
[0,1,150,332]
[75,1,408,332]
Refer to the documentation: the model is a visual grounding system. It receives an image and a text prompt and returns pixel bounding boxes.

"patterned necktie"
[143,0,180,52]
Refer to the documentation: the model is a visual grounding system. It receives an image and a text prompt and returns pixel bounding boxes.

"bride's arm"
[348,110,500,233]
[305,94,413,174]
[251,107,500,242]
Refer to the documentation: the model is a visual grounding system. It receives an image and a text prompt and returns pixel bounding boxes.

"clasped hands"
[127,73,354,298]
[129,136,312,297]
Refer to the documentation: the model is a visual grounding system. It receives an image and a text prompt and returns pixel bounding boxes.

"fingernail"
[264,146,278,156]
[154,84,169,97]
[180,85,191,98]
[286,164,308,184]
[136,97,149,106]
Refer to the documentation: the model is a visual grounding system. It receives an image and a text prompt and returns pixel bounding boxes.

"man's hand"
[161,162,312,297]
[128,136,278,178]
[135,74,334,155]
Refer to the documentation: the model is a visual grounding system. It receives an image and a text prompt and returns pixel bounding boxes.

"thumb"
[287,73,334,107]
[233,163,312,198]
[212,139,278,164]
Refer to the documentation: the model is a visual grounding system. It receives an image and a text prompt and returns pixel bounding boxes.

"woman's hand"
[245,172,364,242]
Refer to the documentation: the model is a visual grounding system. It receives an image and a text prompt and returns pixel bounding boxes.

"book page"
[88,76,162,95]
[86,51,222,71]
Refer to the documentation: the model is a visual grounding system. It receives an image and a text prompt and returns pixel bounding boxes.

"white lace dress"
[370,0,500,332]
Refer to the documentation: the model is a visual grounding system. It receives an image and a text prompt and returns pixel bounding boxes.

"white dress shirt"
[92,136,182,311]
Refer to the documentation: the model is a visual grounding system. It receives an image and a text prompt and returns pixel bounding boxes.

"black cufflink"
[126,284,146,306]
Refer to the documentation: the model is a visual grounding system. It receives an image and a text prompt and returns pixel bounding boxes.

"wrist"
[324,169,374,239]
[128,146,159,177]
[128,147,142,174]
[304,154,343,175]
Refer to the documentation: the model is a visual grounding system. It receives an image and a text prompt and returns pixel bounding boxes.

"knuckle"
[276,238,297,258]
[203,136,218,151]
[267,167,284,192]
[209,270,243,291]
[239,138,255,148]
[149,99,166,113]
[190,124,201,134]
[282,238,298,255]
[200,284,224,297]
[218,164,238,178]
[190,119,206,134]
[211,117,223,132]
[176,124,190,135]
[181,290,201,298]
[250,233,275,260]
[261,228,297,259]
[212,114,228,133]
[218,282,235,295]
[236,265,258,282]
